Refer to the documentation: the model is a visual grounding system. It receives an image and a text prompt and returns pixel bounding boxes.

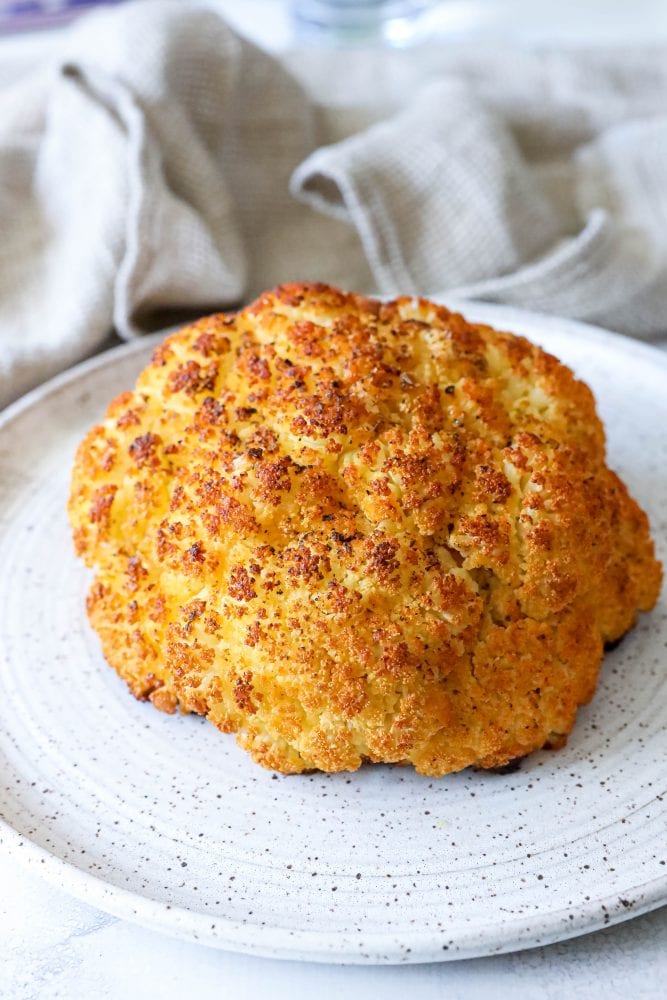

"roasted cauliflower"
[69,284,662,775]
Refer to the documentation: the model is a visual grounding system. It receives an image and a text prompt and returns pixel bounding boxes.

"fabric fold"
[291,80,563,296]
[2,0,667,408]
[0,0,317,406]
[292,80,667,339]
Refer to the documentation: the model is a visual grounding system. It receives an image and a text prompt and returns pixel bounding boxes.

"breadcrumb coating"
[69,284,662,775]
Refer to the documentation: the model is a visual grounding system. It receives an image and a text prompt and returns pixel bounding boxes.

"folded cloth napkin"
[0,0,353,406]
[2,0,667,408]
[293,46,667,339]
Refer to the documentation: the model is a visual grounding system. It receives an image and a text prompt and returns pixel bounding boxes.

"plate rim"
[1,812,666,964]
[1,300,666,964]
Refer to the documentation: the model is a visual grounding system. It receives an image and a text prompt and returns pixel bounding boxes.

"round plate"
[0,303,665,964]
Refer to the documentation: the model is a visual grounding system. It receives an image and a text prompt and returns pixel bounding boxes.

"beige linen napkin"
[1,0,667,408]
[292,46,667,340]
[0,1,353,406]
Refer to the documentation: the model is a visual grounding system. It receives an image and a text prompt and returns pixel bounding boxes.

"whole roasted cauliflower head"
[69,284,662,775]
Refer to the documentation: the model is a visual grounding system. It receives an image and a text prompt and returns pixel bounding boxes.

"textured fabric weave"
[1,0,667,406]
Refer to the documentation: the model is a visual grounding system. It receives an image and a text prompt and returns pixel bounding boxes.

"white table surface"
[1,2,666,997]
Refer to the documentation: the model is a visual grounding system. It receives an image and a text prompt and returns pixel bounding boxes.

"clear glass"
[291,0,438,46]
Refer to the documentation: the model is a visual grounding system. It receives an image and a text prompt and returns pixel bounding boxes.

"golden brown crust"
[69,283,663,775]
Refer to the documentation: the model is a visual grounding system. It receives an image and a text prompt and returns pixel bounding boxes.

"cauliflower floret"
[68,284,662,775]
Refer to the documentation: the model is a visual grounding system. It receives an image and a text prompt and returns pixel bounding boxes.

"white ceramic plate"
[0,303,665,965]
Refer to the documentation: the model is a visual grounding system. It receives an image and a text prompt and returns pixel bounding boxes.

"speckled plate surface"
[0,303,665,965]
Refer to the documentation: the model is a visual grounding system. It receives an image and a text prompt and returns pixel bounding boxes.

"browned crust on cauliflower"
[69,283,662,775]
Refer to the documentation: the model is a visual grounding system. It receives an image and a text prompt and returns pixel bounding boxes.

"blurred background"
[2,0,667,47]
[1,0,667,409]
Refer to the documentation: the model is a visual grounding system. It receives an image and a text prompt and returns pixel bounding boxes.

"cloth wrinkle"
[1,0,667,407]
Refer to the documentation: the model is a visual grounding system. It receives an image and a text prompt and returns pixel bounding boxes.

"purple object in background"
[0,0,126,33]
